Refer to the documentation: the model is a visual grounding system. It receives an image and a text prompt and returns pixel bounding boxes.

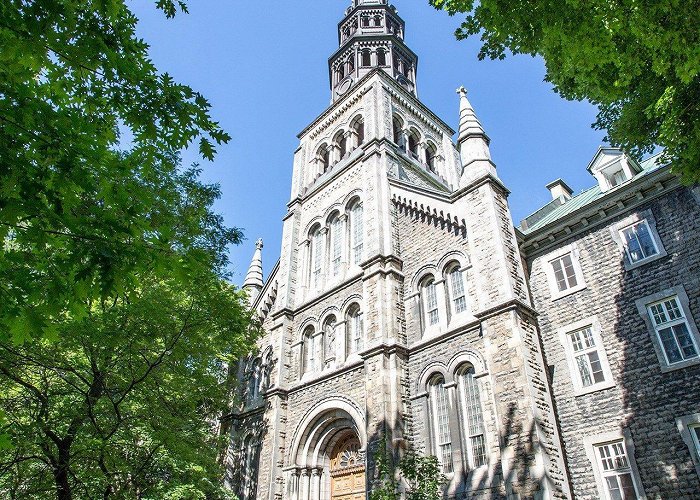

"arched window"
[361,49,371,67]
[373,14,383,27]
[428,375,453,473]
[323,315,337,363]
[346,304,364,355]
[446,263,467,315]
[377,48,387,66]
[346,56,355,75]
[247,357,261,402]
[303,326,317,374]
[403,62,411,78]
[338,64,345,80]
[352,117,365,146]
[342,27,350,41]
[393,55,401,72]
[361,16,370,28]
[309,225,324,288]
[334,131,348,161]
[317,143,330,173]
[349,200,364,265]
[457,365,487,468]
[425,142,437,172]
[329,213,343,276]
[421,276,439,327]
[407,130,420,159]
[392,116,403,147]
[239,435,260,500]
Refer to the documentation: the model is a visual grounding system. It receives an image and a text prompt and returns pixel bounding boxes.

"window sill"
[550,283,587,301]
[573,380,616,397]
[659,357,700,373]
[623,249,668,271]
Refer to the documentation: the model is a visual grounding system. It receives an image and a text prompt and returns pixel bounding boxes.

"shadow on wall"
[367,403,554,499]
[611,209,700,498]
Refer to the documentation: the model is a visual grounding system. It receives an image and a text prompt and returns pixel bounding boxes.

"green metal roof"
[520,152,666,235]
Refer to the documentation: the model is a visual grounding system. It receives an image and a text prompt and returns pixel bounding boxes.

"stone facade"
[223,2,700,499]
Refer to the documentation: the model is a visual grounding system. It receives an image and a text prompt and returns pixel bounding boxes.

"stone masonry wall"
[528,186,700,499]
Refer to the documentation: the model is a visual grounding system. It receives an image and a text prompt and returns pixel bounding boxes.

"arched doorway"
[287,399,367,500]
[330,435,366,500]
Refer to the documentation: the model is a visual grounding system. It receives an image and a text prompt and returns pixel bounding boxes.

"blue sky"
[130,0,609,284]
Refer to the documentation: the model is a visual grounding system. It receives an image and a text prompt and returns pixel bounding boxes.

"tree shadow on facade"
[367,402,555,500]
[610,220,700,499]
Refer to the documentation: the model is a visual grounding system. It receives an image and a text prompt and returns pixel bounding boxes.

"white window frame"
[456,366,488,470]
[635,286,700,372]
[329,215,344,277]
[583,431,646,500]
[544,244,586,300]
[349,201,364,266]
[421,277,442,333]
[428,377,453,474]
[558,317,615,396]
[676,413,700,478]
[446,264,469,317]
[610,211,667,270]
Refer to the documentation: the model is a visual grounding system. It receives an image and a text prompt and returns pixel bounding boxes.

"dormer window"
[587,148,641,192]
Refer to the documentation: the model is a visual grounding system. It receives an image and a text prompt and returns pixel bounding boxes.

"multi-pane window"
[240,436,260,500]
[429,377,453,474]
[448,266,467,315]
[595,441,640,500]
[691,425,700,460]
[458,366,487,468]
[346,305,363,355]
[647,296,698,365]
[568,327,606,388]
[422,279,439,326]
[330,216,343,276]
[311,228,324,288]
[350,202,364,265]
[550,253,578,292]
[620,220,658,264]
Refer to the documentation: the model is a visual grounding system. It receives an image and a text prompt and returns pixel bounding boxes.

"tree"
[0,0,234,344]
[0,267,256,499]
[430,0,700,183]
[370,441,445,500]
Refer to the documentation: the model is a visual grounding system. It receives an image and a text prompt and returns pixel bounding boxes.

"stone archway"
[286,401,367,500]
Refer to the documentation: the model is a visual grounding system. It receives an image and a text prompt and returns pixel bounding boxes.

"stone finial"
[243,239,264,304]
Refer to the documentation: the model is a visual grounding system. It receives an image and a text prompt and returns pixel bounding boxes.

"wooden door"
[330,437,366,500]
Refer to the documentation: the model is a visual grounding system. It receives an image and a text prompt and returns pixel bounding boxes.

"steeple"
[329,1,418,102]
[456,87,496,185]
[243,238,264,305]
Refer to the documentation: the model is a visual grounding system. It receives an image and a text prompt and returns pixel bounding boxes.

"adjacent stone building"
[222,1,700,499]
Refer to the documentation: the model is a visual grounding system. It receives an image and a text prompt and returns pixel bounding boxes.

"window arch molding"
[410,263,439,295]
[318,308,340,331]
[341,189,363,209]
[340,293,364,316]
[415,362,448,394]
[446,350,488,378]
[297,317,319,343]
[349,114,365,148]
[437,251,470,273]
[391,114,405,146]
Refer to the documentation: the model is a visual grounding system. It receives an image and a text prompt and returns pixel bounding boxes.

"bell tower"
[329,0,418,102]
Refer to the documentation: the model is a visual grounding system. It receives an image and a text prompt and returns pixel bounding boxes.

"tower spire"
[243,238,264,305]
[456,87,496,185]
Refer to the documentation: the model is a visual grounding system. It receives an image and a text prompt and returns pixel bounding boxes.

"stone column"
[300,468,310,500]
[311,467,322,500]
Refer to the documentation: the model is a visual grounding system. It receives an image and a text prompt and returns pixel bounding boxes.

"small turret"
[456,87,496,186]
[243,238,264,306]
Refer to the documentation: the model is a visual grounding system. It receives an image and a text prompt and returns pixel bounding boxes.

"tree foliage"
[431,0,700,183]
[0,0,235,343]
[370,441,445,500]
[0,268,255,499]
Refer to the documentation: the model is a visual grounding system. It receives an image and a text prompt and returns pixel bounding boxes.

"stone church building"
[223,1,700,498]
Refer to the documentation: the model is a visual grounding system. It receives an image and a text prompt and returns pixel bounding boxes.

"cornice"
[519,166,680,259]
[391,194,467,236]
